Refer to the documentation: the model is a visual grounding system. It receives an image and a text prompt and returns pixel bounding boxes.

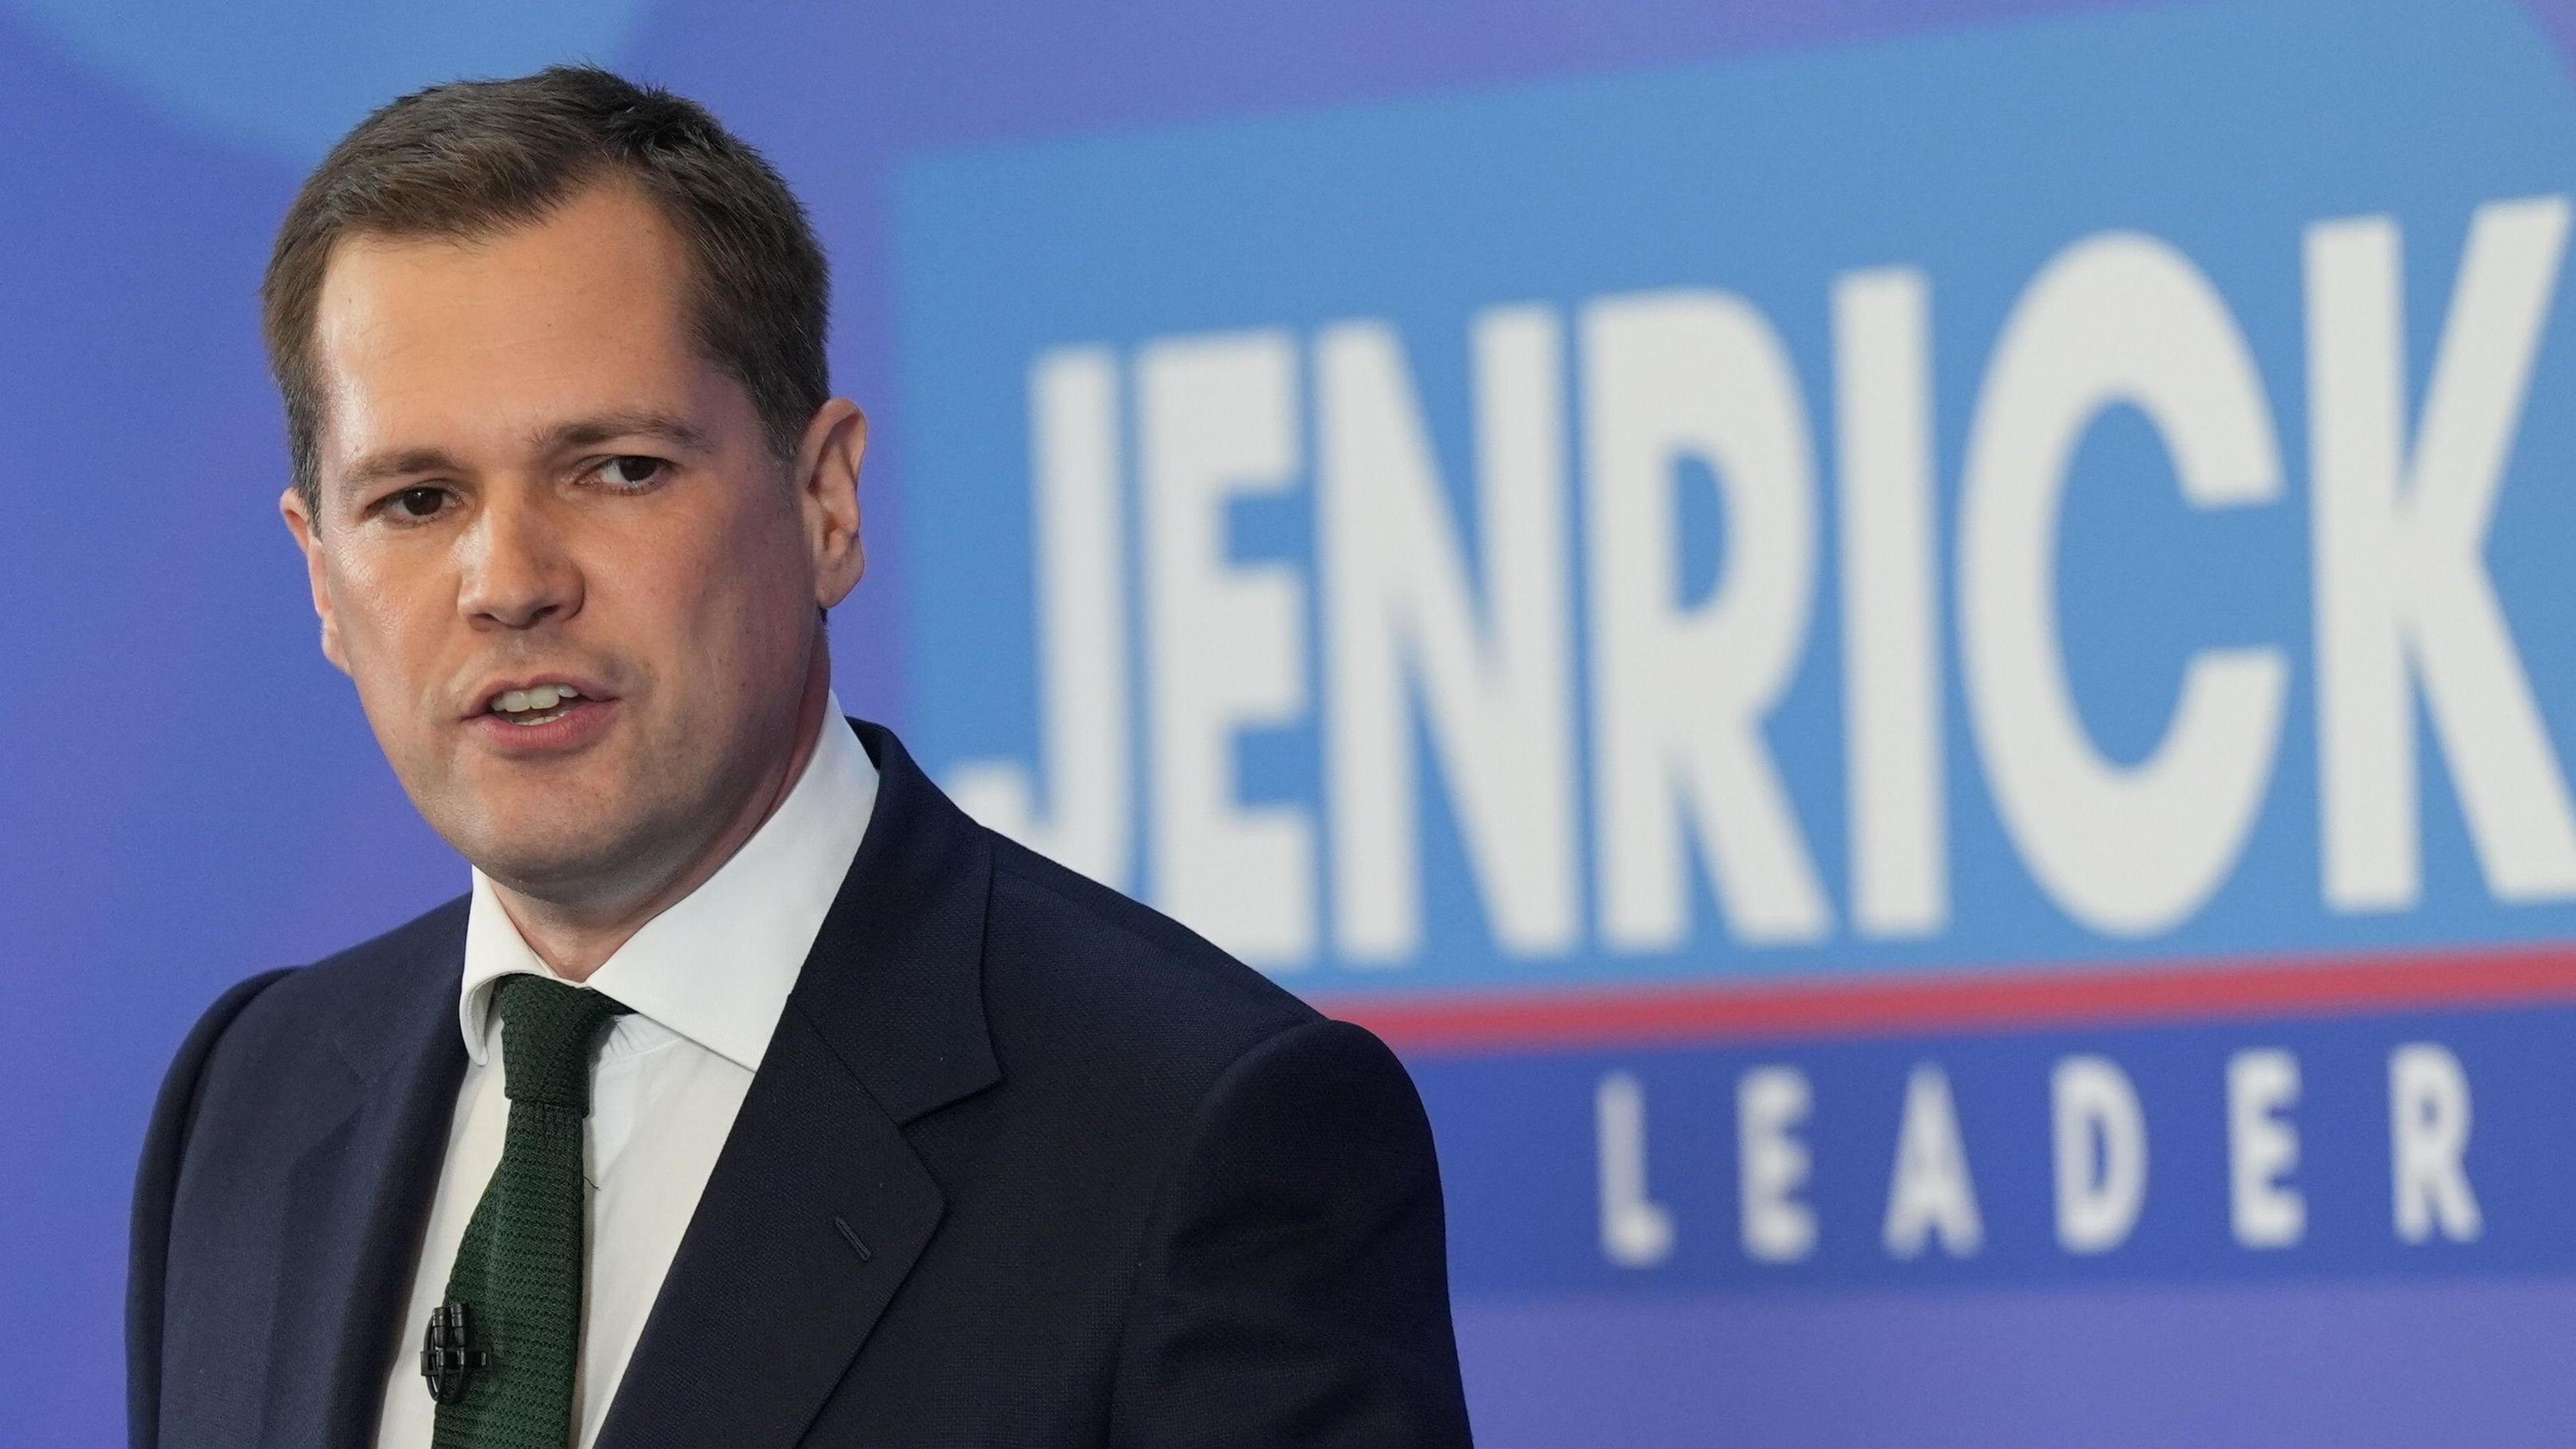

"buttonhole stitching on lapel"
[833,1214,874,1262]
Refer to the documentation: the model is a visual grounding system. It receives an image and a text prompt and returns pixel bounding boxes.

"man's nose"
[457,488,582,630]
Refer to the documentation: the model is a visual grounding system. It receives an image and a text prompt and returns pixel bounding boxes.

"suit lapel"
[596,720,1001,1449]
[588,1010,946,1448]
[262,903,470,1446]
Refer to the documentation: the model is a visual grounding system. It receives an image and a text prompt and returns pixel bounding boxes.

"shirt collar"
[458,692,879,1072]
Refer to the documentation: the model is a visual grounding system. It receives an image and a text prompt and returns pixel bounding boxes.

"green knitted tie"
[431,975,628,1449]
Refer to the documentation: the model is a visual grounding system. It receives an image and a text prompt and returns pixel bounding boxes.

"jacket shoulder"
[975,833,1321,1099]
[184,893,468,1111]
[217,892,468,1044]
[129,894,468,1442]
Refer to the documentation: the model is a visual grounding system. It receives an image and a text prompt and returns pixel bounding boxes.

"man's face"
[281,180,862,904]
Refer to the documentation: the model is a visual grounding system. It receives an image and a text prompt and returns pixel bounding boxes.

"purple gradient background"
[1456,1276,2576,1446]
[9,1,2576,1442]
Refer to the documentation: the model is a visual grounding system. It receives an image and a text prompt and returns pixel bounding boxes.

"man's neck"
[492,651,837,981]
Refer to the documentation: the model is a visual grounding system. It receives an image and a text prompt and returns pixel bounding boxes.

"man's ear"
[278,485,351,676]
[794,398,867,610]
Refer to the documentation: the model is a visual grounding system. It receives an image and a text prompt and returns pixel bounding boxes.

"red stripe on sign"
[1317,943,2576,1056]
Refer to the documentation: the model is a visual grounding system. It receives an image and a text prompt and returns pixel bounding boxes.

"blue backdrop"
[12,1,2576,1443]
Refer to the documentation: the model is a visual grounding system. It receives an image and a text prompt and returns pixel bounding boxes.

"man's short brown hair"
[262,64,829,517]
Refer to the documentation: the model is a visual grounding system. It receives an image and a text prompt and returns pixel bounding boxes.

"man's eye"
[595,455,669,490]
[388,486,448,520]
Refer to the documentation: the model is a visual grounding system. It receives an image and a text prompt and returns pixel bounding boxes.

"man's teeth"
[493,684,584,721]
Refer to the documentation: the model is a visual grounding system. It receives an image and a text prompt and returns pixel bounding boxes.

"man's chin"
[453,823,668,906]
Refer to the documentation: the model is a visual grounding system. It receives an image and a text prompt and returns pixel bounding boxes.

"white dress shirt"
[374,696,879,1449]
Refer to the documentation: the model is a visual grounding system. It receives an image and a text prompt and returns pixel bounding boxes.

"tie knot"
[494,975,629,1112]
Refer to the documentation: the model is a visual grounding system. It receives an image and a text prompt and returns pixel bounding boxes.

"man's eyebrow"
[535,411,714,454]
[339,446,466,491]
[333,413,714,492]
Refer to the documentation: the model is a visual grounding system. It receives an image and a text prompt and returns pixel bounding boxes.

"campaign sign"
[894,0,2576,1430]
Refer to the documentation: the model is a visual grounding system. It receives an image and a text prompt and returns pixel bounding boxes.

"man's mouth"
[487,683,585,727]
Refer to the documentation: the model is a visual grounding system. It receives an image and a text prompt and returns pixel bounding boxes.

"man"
[128,66,1472,1448]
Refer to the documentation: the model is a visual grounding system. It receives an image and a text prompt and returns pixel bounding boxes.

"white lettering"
[1584,290,1831,952]
[2051,1054,2149,1254]
[2308,198,2576,912]
[1960,231,2287,937]
[1834,267,1948,939]
[1738,1065,1819,1263]
[951,348,1134,888]
[1320,310,1578,964]
[1596,1071,1677,1267]
[2227,1047,2306,1249]
[1882,1063,1984,1258]
[1139,331,1316,968]
[2390,1042,2482,1244]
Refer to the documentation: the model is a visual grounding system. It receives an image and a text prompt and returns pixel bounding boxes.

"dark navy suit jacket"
[129,718,1473,1447]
